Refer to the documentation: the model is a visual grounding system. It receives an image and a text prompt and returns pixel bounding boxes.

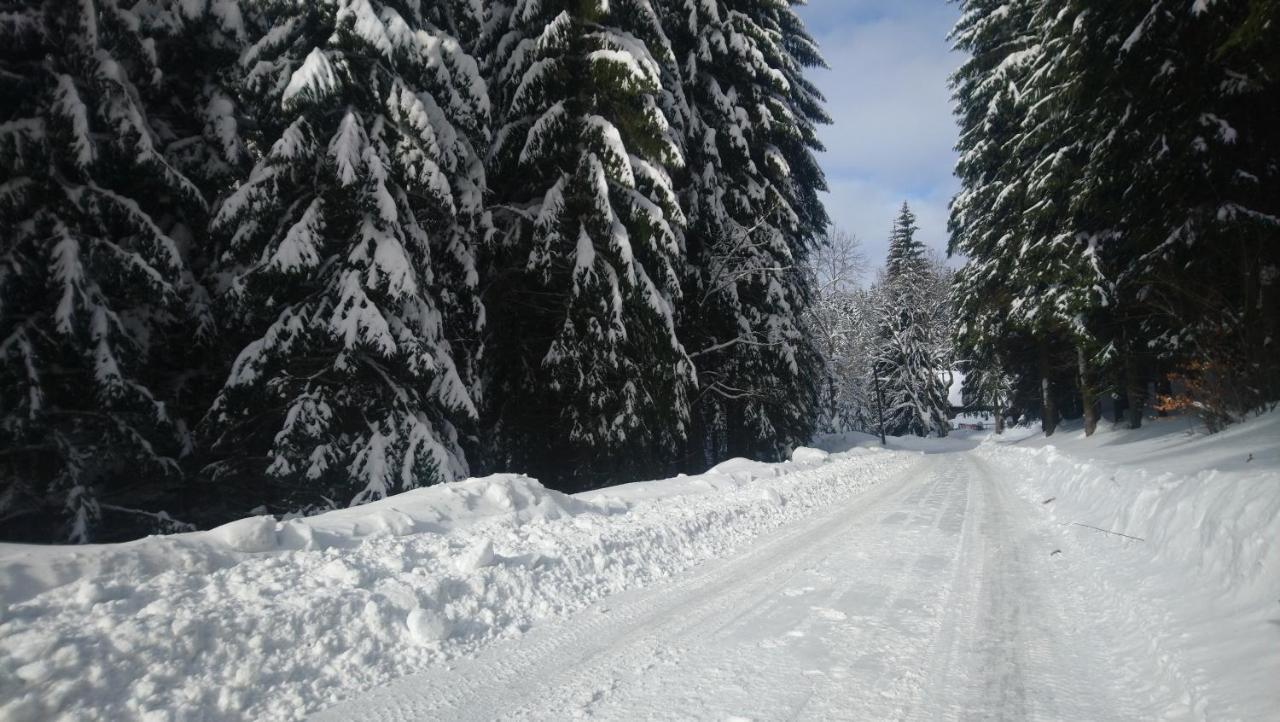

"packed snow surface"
[2,416,1277,720]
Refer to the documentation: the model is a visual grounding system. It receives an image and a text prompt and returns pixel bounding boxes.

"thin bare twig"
[1071,522,1145,542]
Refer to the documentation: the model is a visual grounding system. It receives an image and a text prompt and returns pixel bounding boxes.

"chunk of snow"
[759,488,785,506]
[282,48,342,108]
[790,447,830,464]
[319,559,365,587]
[454,539,495,572]
[210,516,277,552]
[707,457,782,482]
[406,607,452,644]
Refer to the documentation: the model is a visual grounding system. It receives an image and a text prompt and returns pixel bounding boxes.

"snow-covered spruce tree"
[0,0,211,541]
[1071,2,1280,424]
[948,0,1037,427]
[204,0,487,512]
[874,204,950,438]
[658,0,828,466]
[949,0,1085,436]
[1011,1,1116,435]
[135,0,257,486]
[479,0,694,488]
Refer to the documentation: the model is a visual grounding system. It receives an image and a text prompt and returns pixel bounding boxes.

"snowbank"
[0,451,916,721]
[0,475,600,608]
[790,446,831,464]
[974,414,1280,719]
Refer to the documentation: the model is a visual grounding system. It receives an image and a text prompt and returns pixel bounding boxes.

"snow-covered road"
[315,453,1147,721]
[8,420,1276,720]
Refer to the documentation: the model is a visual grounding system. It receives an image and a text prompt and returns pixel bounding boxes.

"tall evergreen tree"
[951,0,1280,433]
[948,0,1037,423]
[0,0,210,541]
[142,0,256,473]
[480,0,694,488]
[203,0,487,512]
[1075,1,1280,423]
[949,0,1082,436]
[658,0,829,466]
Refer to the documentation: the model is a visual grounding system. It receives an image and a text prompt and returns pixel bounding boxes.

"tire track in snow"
[315,453,1159,721]
[312,459,930,721]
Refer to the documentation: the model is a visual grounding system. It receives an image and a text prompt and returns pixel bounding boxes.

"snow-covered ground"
[0,447,914,720]
[974,414,1280,720]
[1,415,1277,720]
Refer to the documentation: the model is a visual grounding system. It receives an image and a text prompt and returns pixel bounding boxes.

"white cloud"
[796,0,964,273]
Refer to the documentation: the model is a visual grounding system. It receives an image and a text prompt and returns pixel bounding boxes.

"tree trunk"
[1124,350,1144,429]
[828,374,838,432]
[1038,337,1058,436]
[992,354,1007,435]
[873,373,887,446]
[1261,250,1280,404]
[1112,386,1127,424]
[1078,346,1098,436]
[938,368,953,439]
[685,406,711,471]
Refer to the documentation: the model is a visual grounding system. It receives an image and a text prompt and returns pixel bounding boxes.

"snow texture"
[0,453,910,720]
[973,415,1280,720]
[315,418,1280,720]
[2,416,1274,720]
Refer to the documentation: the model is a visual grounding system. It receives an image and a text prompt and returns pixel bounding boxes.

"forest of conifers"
[1,0,833,541]
[1,0,1276,543]
[949,0,1279,437]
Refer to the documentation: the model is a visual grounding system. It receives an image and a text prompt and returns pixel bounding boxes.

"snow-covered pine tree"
[480,0,693,487]
[0,0,210,541]
[949,0,1038,416]
[874,204,950,438]
[204,0,487,512]
[949,0,1085,436]
[1010,0,1113,434]
[1073,2,1280,424]
[137,0,256,480]
[657,0,828,466]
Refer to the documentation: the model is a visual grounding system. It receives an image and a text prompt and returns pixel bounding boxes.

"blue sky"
[795,0,963,271]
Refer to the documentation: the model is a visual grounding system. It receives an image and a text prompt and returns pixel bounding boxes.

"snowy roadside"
[0,447,918,721]
[973,414,1280,720]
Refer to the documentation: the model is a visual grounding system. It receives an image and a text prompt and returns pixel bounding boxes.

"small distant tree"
[873,203,952,438]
